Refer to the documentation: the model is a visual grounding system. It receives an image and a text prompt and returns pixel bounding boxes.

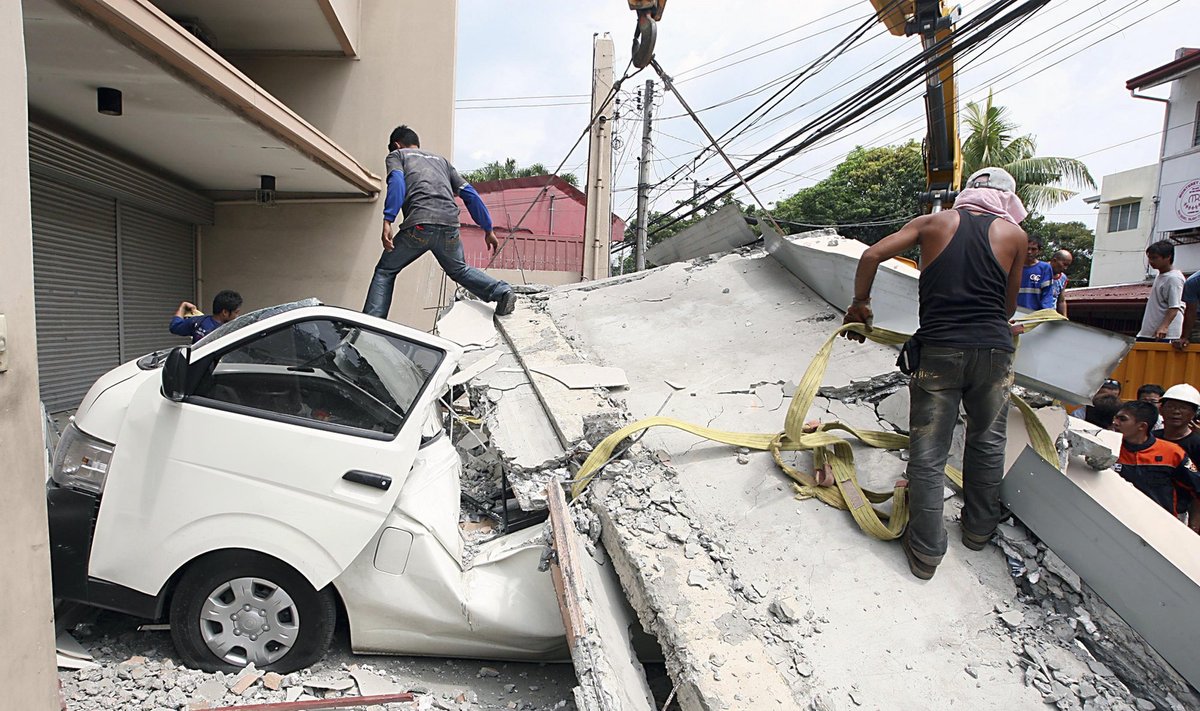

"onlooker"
[1071,378,1121,421]
[1153,384,1200,532]
[1084,394,1122,430]
[170,290,242,344]
[1138,383,1165,407]
[1136,240,1185,342]
[1017,236,1056,311]
[1172,269,1200,349]
[1139,383,1166,430]
[1113,399,1200,519]
[1049,249,1073,316]
[363,125,516,320]
[842,166,1028,579]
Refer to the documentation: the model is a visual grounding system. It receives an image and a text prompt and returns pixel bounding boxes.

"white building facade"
[1086,165,1158,286]
[1088,48,1200,286]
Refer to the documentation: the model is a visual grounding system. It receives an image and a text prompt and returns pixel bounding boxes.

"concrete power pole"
[582,34,614,281]
[634,79,654,271]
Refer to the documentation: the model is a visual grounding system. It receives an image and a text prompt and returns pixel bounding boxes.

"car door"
[89,312,461,597]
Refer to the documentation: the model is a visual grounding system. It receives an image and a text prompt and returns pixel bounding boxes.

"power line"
[650,0,1050,235]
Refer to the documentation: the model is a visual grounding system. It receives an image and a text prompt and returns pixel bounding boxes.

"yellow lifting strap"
[570,309,1066,542]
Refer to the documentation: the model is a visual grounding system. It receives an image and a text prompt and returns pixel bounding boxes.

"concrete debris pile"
[994,521,1200,710]
[57,615,576,711]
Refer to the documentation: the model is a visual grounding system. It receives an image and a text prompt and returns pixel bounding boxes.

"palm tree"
[462,158,578,187]
[960,91,1094,213]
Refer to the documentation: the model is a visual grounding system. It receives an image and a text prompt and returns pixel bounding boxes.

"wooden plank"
[546,482,656,711]
[209,692,415,710]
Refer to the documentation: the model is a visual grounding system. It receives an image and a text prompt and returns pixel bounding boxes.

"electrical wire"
[649,0,1050,235]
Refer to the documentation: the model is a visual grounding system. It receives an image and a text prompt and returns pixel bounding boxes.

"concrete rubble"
[475,244,1199,710]
[56,614,578,711]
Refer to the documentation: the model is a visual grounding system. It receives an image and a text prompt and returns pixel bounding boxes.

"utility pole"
[634,79,654,271]
[582,34,614,281]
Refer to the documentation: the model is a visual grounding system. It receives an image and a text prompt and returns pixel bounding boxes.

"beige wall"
[201,0,459,330]
[0,2,59,707]
[1090,164,1158,287]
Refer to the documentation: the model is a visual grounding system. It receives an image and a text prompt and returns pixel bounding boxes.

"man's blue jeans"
[363,223,510,319]
[906,346,1014,563]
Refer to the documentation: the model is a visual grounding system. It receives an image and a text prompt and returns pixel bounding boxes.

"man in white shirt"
[1137,240,1185,342]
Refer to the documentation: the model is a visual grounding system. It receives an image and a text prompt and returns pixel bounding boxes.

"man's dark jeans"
[363,223,510,319]
[906,346,1014,563]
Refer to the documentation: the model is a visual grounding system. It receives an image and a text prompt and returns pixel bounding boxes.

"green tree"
[1022,212,1094,287]
[961,91,1095,213]
[462,158,578,186]
[771,141,925,245]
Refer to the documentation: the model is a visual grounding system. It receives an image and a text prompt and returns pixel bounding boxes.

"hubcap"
[199,576,299,666]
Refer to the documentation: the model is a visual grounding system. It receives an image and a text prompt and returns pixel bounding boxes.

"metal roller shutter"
[30,174,122,413]
[119,204,196,361]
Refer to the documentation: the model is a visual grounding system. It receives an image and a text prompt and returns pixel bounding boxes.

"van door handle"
[343,470,392,490]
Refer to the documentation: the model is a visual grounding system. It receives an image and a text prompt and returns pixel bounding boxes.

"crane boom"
[871,0,962,211]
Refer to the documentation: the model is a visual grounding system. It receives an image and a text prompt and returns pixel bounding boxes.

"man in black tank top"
[842,168,1029,579]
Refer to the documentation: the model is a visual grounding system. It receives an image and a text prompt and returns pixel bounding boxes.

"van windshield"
[195,298,323,347]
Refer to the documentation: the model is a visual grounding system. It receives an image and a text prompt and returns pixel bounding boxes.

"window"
[1194,101,1200,147]
[1108,201,1140,232]
[192,319,443,437]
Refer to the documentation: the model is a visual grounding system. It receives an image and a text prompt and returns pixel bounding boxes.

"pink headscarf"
[952,186,1028,225]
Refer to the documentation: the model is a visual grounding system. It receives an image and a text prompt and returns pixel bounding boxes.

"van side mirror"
[162,347,190,402]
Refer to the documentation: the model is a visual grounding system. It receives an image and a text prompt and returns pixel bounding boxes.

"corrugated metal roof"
[1065,281,1151,304]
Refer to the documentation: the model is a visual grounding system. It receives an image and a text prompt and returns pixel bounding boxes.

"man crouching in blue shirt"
[169,289,242,343]
[363,124,516,320]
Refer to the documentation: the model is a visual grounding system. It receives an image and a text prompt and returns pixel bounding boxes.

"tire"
[169,551,336,673]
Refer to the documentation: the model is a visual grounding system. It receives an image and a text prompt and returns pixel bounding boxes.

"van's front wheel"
[169,552,336,673]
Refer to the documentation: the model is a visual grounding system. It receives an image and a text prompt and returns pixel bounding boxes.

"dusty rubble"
[57,613,578,711]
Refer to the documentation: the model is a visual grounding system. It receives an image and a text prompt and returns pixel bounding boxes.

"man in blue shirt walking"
[1017,236,1056,311]
[363,125,516,320]
[169,289,242,343]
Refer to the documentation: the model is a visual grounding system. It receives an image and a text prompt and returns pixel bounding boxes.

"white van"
[47,301,566,672]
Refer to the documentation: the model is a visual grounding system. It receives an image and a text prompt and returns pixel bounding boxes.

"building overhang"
[147,0,358,57]
[1126,48,1200,91]
[23,0,379,198]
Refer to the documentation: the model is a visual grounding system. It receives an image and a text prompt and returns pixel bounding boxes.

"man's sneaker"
[961,527,993,551]
[901,535,938,580]
[495,290,517,316]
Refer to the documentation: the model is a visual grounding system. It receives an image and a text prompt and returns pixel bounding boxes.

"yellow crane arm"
[871,0,962,211]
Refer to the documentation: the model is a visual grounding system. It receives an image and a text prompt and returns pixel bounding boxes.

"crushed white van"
[47,300,568,672]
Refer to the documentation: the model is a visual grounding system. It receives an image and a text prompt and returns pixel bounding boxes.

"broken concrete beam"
[588,473,802,710]
[645,203,759,266]
[1002,446,1200,694]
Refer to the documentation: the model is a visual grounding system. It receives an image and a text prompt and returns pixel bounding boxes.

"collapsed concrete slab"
[645,202,759,266]
[491,246,1195,710]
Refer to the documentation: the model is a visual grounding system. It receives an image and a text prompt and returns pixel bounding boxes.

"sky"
[452,0,1195,235]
